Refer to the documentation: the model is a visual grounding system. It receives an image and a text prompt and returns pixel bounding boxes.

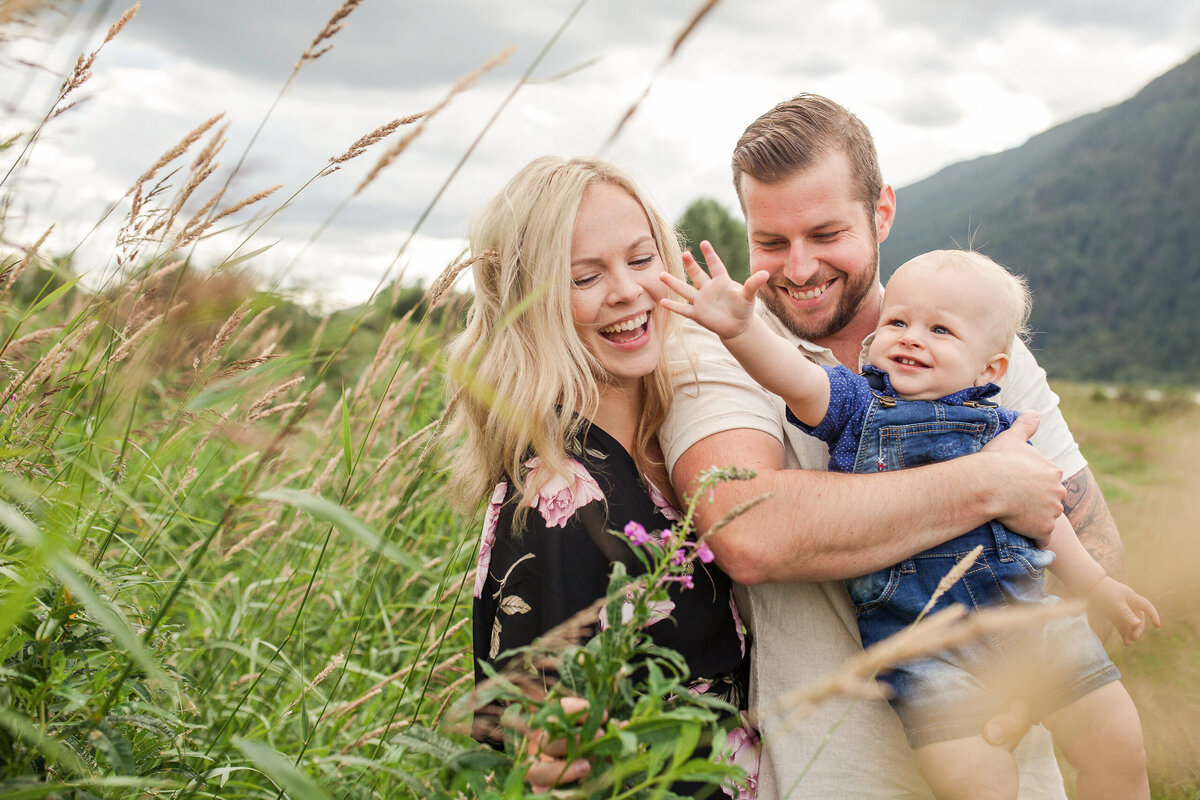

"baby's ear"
[976,352,1010,385]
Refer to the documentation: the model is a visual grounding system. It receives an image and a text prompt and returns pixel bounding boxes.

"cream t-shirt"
[660,311,1085,800]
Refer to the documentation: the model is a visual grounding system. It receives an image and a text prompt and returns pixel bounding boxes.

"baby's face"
[866,260,1006,400]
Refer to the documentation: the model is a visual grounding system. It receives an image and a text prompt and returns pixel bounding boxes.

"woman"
[442,156,751,792]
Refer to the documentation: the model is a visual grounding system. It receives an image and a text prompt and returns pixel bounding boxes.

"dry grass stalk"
[771,600,1084,726]
[604,0,723,149]
[0,0,49,24]
[7,324,66,358]
[296,0,362,69]
[108,304,182,365]
[919,544,983,619]
[15,319,98,402]
[426,251,478,310]
[202,298,252,366]
[282,652,345,716]
[248,375,305,418]
[0,225,53,295]
[52,3,139,114]
[226,519,278,557]
[357,419,438,496]
[322,113,425,176]
[247,400,305,423]
[127,114,225,200]
[354,47,514,196]
[204,184,283,230]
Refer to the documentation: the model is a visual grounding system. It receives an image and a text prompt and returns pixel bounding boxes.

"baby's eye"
[931,324,950,335]
[886,319,906,329]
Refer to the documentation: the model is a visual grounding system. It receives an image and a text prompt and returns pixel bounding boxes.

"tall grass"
[0,3,1196,799]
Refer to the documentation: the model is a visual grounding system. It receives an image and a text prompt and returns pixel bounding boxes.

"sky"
[3,0,1200,310]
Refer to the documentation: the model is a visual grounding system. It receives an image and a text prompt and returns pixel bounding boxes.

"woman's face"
[569,182,667,391]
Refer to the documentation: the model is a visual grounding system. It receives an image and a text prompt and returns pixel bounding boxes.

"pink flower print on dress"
[525,457,604,528]
[720,715,761,800]
[474,481,508,598]
[645,478,681,521]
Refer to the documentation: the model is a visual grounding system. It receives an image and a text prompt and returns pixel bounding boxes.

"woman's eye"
[630,255,656,269]
[572,274,598,288]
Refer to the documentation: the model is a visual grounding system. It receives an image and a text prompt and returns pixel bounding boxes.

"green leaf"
[0,708,91,777]
[256,488,414,567]
[27,274,83,315]
[234,737,333,800]
[341,385,353,477]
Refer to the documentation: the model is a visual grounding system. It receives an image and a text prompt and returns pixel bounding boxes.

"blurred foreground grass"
[1057,385,1200,798]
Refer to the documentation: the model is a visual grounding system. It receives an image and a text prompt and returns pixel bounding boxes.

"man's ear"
[976,352,1010,385]
[875,185,896,243]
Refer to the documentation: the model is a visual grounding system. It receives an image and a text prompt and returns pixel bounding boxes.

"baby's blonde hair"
[441,156,685,522]
[896,249,1031,356]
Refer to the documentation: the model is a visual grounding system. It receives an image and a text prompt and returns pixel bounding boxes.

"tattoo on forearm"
[1063,469,1126,580]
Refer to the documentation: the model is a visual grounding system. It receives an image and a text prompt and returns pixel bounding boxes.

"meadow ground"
[1057,385,1200,798]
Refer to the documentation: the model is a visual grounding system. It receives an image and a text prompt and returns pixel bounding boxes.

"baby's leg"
[1044,680,1149,800]
[917,735,1018,800]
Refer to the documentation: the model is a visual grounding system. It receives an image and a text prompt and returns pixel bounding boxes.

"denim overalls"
[791,365,1120,747]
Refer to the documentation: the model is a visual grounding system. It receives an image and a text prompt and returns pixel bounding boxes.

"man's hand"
[980,412,1066,547]
[982,699,1035,751]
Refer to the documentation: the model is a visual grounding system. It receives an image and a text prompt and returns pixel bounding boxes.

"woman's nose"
[607,267,642,304]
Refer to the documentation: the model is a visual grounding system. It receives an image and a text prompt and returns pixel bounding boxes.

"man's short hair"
[732,93,884,219]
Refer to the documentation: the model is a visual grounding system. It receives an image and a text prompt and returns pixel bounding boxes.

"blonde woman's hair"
[897,249,1032,355]
[441,156,685,522]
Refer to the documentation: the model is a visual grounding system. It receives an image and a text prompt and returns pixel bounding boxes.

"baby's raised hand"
[1088,576,1161,646]
[659,240,770,341]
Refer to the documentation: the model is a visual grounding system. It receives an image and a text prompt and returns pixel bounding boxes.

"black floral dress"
[471,422,750,711]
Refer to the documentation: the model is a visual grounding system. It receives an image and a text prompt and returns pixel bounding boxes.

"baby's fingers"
[660,271,697,300]
[697,240,730,278]
[1133,594,1161,629]
[681,250,711,284]
[744,269,770,299]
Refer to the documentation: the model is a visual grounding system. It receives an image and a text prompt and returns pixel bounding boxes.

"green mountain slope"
[879,51,1200,385]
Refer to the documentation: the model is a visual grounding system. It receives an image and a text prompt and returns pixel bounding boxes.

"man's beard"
[759,248,879,343]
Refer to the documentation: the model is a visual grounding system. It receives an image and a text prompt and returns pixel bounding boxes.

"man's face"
[740,150,892,342]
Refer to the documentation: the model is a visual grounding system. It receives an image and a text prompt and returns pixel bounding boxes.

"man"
[659,94,1127,798]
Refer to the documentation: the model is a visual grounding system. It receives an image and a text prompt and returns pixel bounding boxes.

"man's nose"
[783,243,820,285]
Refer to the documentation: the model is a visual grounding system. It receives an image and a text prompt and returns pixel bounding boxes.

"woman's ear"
[975,352,1010,385]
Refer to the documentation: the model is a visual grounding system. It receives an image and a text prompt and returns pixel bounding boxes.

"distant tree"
[676,198,749,283]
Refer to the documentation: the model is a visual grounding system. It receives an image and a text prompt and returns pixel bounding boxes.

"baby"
[661,245,1160,800]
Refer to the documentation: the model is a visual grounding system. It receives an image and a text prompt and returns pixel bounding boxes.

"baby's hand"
[1088,576,1161,646]
[660,240,770,341]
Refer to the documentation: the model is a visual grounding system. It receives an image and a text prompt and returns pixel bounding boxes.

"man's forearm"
[675,430,1019,584]
[1063,466,1126,580]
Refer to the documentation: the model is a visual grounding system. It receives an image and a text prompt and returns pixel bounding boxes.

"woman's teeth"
[600,312,648,334]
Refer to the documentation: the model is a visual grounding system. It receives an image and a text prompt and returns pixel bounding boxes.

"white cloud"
[3,0,1198,309]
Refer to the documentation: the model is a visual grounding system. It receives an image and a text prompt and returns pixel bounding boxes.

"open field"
[1057,385,1200,798]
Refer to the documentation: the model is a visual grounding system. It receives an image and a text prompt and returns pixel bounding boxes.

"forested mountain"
[879,51,1200,385]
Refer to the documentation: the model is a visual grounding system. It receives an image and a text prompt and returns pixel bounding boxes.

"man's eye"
[755,239,785,250]
[813,231,841,241]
